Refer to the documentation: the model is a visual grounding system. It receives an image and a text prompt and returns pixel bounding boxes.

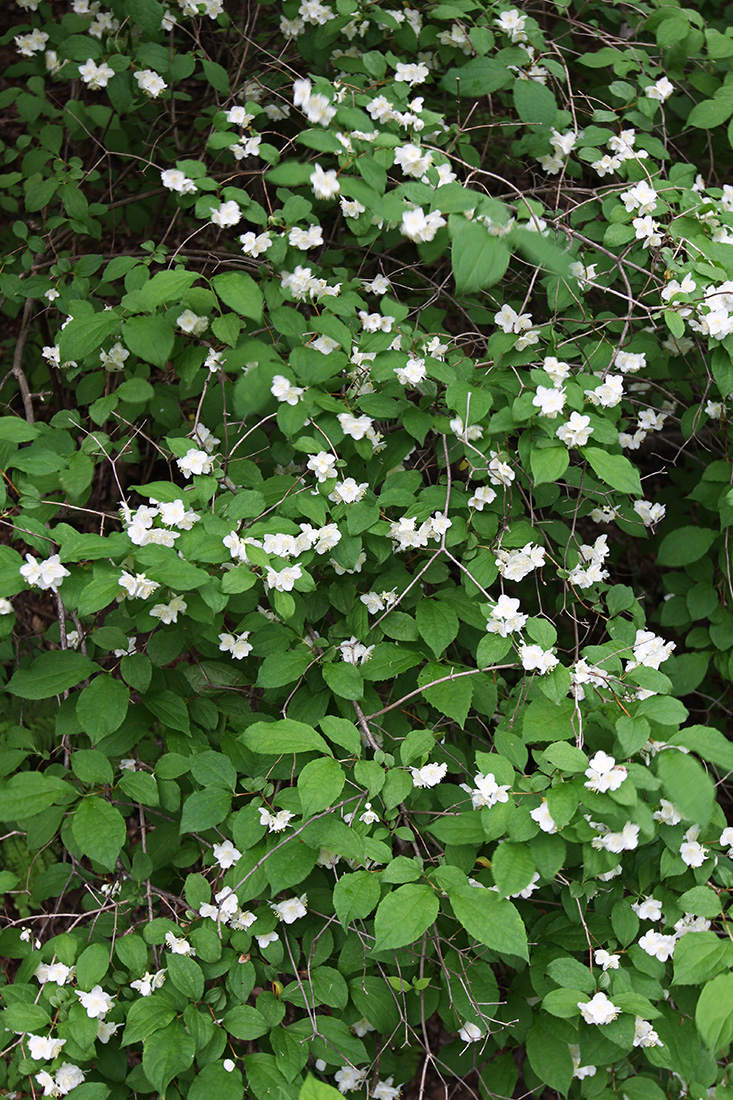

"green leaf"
[541,742,588,772]
[123,315,174,368]
[144,690,190,734]
[124,268,197,311]
[491,842,536,898]
[440,57,511,97]
[583,447,642,496]
[76,675,129,743]
[202,59,229,93]
[319,715,362,756]
[244,1054,294,1100]
[128,0,165,37]
[669,724,733,772]
[142,1020,195,1094]
[72,797,126,870]
[190,1062,245,1100]
[0,418,39,442]
[119,770,159,807]
[419,664,473,727]
[300,1077,344,1100]
[543,988,585,1018]
[674,932,733,984]
[333,870,381,927]
[373,884,439,951]
[212,273,263,322]
[657,750,714,826]
[241,719,331,756]
[180,788,231,833]
[695,973,733,1051]
[657,527,718,567]
[2,1002,51,1033]
[6,650,97,699]
[0,772,75,821]
[415,599,460,657]
[449,888,528,959]
[298,757,345,817]
[450,218,510,294]
[676,885,722,918]
[76,942,109,990]
[58,312,121,363]
[530,443,569,485]
[526,1018,573,1095]
[167,953,204,1000]
[687,99,733,129]
[122,996,175,1045]
[514,80,558,127]
[190,750,237,791]
[322,660,363,699]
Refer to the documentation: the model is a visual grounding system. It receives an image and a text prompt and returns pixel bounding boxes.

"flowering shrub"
[3,1,733,1099]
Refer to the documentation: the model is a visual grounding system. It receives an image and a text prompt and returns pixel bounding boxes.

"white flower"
[289,225,324,250]
[54,1065,85,1096]
[395,357,427,386]
[338,411,374,441]
[495,8,527,41]
[632,896,663,921]
[271,894,308,923]
[638,930,676,962]
[410,762,447,788]
[530,801,557,834]
[340,636,374,665]
[593,949,620,971]
[585,374,624,408]
[255,931,280,948]
[28,1035,66,1061]
[96,1021,119,1044]
[177,448,214,478]
[134,69,167,97]
[35,1071,58,1097]
[468,485,497,511]
[633,215,663,248]
[223,1059,236,1072]
[634,1017,664,1047]
[569,1045,597,1080]
[629,629,675,670]
[360,802,380,825]
[519,645,559,674]
[20,554,70,592]
[556,412,593,447]
[75,985,113,1019]
[394,61,430,86]
[680,825,708,868]
[177,309,208,335]
[584,751,627,793]
[450,417,484,443]
[620,181,658,216]
[213,839,241,869]
[78,59,115,89]
[401,207,446,243]
[532,385,566,418]
[239,230,272,256]
[130,969,166,996]
[654,799,682,826]
[36,962,72,986]
[150,596,187,625]
[458,1022,483,1043]
[486,594,527,637]
[118,572,160,600]
[495,542,545,582]
[329,478,368,505]
[592,822,639,853]
[266,564,303,592]
[464,772,511,810]
[165,932,194,955]
[271,374,305,405]
[211,200,242,228]
[307,451,337,481]
[578,992,620,1025]
[634,499,666,527]
[218,632,253,659]
[394,143,433,178]
[310,163,340,200]
[259,807,295,832]
[646,77,674,102]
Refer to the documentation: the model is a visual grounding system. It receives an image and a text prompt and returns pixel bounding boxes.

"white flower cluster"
[130,969,167,996]
[200,887,256,928]
[461,771,511,810]
[223,521,341,564]
[486,595,527,637]
[567,534,609,589]
[35,1064,86,1097]
[494,304,540,349]
[121,498,199,547]
[584,751,627,793]
[591,128,649,177]
[340,636,374,665]
[281,264,342,301]
[389,512,452,551]
[495,542,545,582]
[360,589,398,614]
[218,631,253,659]
[19,553,70,592]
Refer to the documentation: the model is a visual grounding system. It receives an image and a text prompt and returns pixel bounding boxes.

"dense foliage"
[3,1,733,1099]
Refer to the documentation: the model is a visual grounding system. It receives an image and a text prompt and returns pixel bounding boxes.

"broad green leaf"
[449,888,528,960]
[440,57,511,97]
[7,650,97,699]
[319,715,362,756]
[657,527,718,567]
[127,0,165,37]
[212,272,263,322]
[695,973,733,1051]
[419,663,473,727]
[144,690,190,734]
[491,842,536,898]
[241,719,331,756]
[190,750,237,791]
[300,1076,344,1100]
[0,418,39,442]
[530,443,569,485]
[415,599,459,657]
[450,218,510,294]
[657,750,714,826]
[674,932,733,984]
[244,1054,294,1100]
[676,885,722,917]
[0,772,76,822]
[123,315,174,368]
[514,80,558,127]
[321,660,363,699]
[76,675,129,743]
[583,447,642,496]
[298,757,346,817]
[190,1062,244,1100]
[373,884,438,951]
[526,1018,573,1095]
[76,942,109,990]
[333,870,381,927]
[256,649,313,689]
[58,311,121,362]
[167,953,204,1000]
[142,1020,195,1094]
[687,99,733,129]
[670,724,733,771]
[180,788,231,833]
[72,797,126,870]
